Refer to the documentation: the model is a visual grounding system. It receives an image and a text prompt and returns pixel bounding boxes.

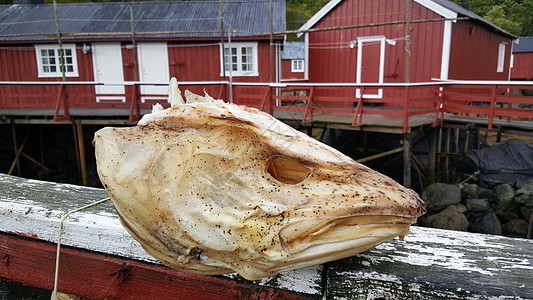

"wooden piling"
[76,120,88,186]
[428,128,437,183]
[403,134,411,188]
[9,119,21,176]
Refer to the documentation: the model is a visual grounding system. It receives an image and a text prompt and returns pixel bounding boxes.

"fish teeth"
[168,77,184,106]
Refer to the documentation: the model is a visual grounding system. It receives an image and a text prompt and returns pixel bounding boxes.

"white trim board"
[296,0,342,38]
[414,0,457,20]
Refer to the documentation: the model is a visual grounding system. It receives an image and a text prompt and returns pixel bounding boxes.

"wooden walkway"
[1,173,532,299]
[274,108,436,134]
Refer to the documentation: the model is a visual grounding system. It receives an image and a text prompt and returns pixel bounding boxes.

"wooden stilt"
[452,128,459,182]
[361,132,368,153]
[10,119,21,176]
[72,120,81,182]
[463,129,470,154]
[428,128,436,183]
[403,134,412,188]
[444,128,451,182]
[76,120,88,186]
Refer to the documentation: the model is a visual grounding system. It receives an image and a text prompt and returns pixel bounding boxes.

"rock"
[520,206,533,221]
[468,210,502,235]
[515,179,533,190]
[495,209,519,222]
[478,188,497,203]
[514,194,533,206]
[424,205,469,231]
[422,183,462,212]
[455,204,468,214]
[461,184,480,199]
[466,199,490,213]
[502,219,529,238]
[515,179,533,197]
[493,184,515,207]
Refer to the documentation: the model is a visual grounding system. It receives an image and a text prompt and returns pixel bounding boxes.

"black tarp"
[467,140,533,188]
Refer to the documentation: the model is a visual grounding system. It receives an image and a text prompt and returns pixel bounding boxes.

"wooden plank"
[0,174,323,298]
[0,232,313,300]
[326,226,533,299]
[2,175,533,299]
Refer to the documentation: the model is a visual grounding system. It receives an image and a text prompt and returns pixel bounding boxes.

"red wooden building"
[297,0,515,100]
[511,37,533,80]
[281,42,305,81]
[0,1,285,110]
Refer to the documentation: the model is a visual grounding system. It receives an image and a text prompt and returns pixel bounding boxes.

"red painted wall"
[307,0,444,85]
[305,0,445,103]
[0,40,276,109]
[511,52,533,80]
[0,43,95,109]
[448,21,513,80]
[281,60,305,80]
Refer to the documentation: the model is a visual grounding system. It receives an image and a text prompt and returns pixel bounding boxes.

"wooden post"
[72,120,81,182]
[405,0,411,84]
[428,128,436,183]
[76,120,88,186]
[10,119,21,176]
[130,7,138,82]
[220,0,226,80]
[269,0,274,83]
[444,127,451,182]
[53,0,66,82]
[403,134,411,187]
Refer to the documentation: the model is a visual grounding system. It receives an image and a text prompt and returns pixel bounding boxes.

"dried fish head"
[94,78,426,280]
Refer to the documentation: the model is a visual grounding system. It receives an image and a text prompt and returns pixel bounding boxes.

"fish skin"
[94,79,426,280]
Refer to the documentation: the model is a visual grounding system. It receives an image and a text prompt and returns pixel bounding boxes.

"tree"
[452,0,533,36]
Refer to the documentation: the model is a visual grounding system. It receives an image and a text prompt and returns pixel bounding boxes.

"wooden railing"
[1,80,532,132]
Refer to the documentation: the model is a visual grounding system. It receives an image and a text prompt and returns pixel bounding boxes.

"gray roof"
[281,41,304,60]
[513,37,533,53]
[0,1,286,42]
[431,0,515,38]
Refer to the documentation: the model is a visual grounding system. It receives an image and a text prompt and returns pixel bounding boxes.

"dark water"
[0,278,51,300]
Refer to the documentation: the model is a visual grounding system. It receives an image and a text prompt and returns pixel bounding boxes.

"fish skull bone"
[93,78,426,280]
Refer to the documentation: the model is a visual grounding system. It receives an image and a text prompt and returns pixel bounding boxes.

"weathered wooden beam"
[326,226,533,299]
[0,174,322,299]
[0,232,312,300]
[356,147,403,164]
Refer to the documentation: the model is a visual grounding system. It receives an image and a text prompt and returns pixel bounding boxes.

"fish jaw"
[94,79,426,280]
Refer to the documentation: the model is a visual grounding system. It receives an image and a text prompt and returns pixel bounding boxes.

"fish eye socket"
[266,156,311,184]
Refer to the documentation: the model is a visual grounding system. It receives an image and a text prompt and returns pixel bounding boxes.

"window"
[291,59,304,72]
[35,44,79,78]
[220,42,258,76]
[497,42,506,73]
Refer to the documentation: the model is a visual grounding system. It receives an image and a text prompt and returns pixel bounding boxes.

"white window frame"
[291,59,304,72]
[497,42,506,73]
[219,42,259,77]
[35,44,79,78]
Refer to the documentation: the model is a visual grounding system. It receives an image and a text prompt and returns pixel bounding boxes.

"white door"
[92,43,125,102]
[356,36,386,99]
[137,42,170,103]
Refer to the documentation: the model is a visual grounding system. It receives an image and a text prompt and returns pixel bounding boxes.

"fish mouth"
[275,215,415,271]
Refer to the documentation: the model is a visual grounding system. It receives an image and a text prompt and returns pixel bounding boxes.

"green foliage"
[286,0,329,41]
[451,0,533,36]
